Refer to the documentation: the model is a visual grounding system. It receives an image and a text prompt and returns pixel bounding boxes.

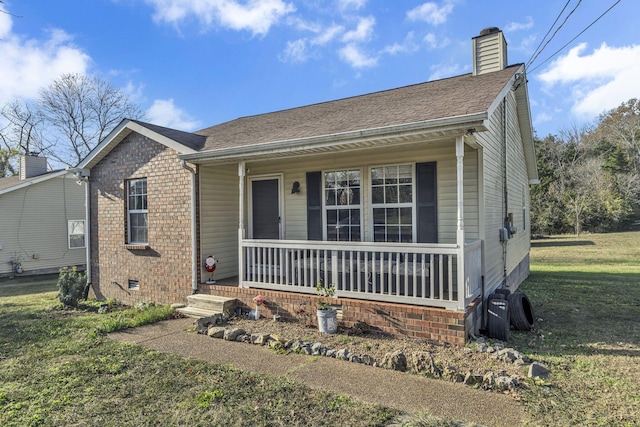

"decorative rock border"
[195,317,550,393]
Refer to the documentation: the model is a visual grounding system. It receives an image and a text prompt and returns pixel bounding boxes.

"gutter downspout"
[181,160,198,294]
[72,169,91,298]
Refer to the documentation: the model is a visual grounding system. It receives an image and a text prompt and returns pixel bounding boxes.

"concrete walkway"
[109,318,527,426]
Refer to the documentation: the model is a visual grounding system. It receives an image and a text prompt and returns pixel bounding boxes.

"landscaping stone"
[494,374,518,391]
[463,371,484,386]
[361,354,375,366]
[207,327,225,338]
[409,351,442,377]
[311,342,324,356]
[528,362,550,379]
[196,320,539,396]
[252,333,271,346]
[195,314,225,334]
[381,350,407,371]
[443,366,464,383]
[336,349,351,360]
[223,328,245,341]
[325,349,337,358]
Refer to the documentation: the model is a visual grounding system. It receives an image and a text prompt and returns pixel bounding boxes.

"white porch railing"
[241,239,482,311]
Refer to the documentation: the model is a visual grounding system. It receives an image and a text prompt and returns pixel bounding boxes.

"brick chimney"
[20,154,48,180]
[472,27,507,76]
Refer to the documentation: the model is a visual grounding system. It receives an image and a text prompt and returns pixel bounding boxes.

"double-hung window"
[68,220,85,249]
[324,169,361,241]
[127,178,148,244]
[371,165,413,242]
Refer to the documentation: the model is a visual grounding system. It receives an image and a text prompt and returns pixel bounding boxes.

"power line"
[526,0,572,68]
[528,0,623,75]
[527,0,583,70]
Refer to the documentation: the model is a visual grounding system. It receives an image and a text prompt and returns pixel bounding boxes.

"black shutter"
[306,171,323,240]
[416,162,437,243]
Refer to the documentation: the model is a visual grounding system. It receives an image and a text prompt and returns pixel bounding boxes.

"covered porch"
[186,129,487,342]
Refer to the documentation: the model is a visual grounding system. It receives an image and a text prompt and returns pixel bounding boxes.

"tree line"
[531,98,640,236]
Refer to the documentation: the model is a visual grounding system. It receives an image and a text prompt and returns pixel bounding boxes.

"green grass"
[0,275,399,426]
[514,230,640,426]
[3,231,640,426]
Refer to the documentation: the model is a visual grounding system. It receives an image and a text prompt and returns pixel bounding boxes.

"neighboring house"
[0,155,87,277]
[79,28,538,344]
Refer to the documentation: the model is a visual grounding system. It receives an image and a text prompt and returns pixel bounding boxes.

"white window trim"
[127,178,148,245]
[368,163,417,243]
[68,219,86,249]
[322,168,363,242]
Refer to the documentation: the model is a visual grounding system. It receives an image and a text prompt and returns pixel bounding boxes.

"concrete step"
[176,306,224,319]
[185,294,237,313]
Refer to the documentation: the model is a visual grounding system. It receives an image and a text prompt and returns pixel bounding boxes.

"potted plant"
[316,282,338,334]
[251,295,265,320]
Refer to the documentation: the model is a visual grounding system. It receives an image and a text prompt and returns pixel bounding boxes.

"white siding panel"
[477,91,531,291]
[199,164,239,281]
[243,140,478,244]
[0,175,86,276]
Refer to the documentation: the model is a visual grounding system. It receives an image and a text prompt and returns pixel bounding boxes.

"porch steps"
[176,294,237,319]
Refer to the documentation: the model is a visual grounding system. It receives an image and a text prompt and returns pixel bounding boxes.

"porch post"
[456,136,466,311]
[238,161,246,287]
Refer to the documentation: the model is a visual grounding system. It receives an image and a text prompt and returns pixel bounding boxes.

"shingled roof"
[194,64,522,152]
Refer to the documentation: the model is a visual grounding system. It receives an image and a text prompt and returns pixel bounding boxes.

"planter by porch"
[316,308,338,334]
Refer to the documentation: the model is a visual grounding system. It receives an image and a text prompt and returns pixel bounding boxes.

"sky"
[0,0,638,141]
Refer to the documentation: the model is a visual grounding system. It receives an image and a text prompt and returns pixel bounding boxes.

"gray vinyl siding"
[198,141,480,280]
[0,174,86,276]
[199,164,239,281]
[477,91,531,291]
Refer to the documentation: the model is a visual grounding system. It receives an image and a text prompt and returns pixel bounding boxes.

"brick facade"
[87,131,475,344]
[89,132,195,306]
[200,284,470,345]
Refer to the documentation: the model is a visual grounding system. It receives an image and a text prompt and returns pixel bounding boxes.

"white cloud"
[342,16,375,43]
[538,42,640,119]
[279,39,310,63]
[145,0,295,36]
[338,44,377,68]
[313,24,344,45]
[407,1,454,26]
[505,17,534,32]
[0,8,12,38]
[146,99,200,130]
[428,63,464,81]
[381,32,419,55]
[0,13,91,105]
[534,111,552,127]
[337,0,367,10]
[422,32,450,49]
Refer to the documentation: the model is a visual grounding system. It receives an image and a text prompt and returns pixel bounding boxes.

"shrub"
[57,267,87,307]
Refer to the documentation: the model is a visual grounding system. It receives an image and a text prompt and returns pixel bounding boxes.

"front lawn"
[0,275,398,427]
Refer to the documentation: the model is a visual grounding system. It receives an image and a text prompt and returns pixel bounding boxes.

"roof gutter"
[0,170,69,196]
[180,112,488,163]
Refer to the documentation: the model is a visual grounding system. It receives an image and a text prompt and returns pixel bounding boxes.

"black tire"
[494,288,511,297]
[508,292,535,330]
[487,298,510,341]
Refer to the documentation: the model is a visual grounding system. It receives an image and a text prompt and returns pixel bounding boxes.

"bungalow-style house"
[0,155,87,277]
[78,28,538,344]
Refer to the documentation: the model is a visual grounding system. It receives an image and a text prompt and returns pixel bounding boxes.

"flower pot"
[316,308,338,334]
